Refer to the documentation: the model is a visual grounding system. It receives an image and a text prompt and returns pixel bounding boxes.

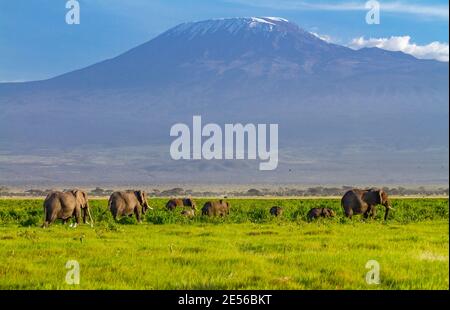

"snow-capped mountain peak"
[165,17,296,38]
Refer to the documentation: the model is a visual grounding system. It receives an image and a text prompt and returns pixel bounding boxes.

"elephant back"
[201,202,213,215]
[166,198,182,210]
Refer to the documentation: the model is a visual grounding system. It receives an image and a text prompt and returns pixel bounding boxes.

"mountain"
[0,17,448,185]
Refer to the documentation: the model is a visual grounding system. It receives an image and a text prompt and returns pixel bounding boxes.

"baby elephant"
[166,198,196,211]
[307,208,336,220]
[181,209,195,218]
[270,206,283,217]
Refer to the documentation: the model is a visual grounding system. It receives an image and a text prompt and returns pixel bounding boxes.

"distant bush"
[20,216,40,227]
[118,216,137,225]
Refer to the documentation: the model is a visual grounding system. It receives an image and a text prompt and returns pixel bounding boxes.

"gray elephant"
[108,190,152,222]
[166,198,196,211]
[42,190,93,228]
[202,200,230,217]
[341,188,393,220]
[307,208,335,220]
[270,206,283,217]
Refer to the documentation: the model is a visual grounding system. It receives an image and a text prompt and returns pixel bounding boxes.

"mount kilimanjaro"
[0,17,448,185]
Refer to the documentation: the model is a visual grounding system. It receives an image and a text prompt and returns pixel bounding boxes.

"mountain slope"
[0,17,448,184]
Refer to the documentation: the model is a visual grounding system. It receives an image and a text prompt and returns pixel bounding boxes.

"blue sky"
[0,0,448,81]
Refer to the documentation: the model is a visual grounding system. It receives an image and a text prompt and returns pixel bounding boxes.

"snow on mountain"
[166,17,295,38]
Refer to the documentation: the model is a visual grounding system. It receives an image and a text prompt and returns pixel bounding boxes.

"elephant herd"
[41,188,393,227]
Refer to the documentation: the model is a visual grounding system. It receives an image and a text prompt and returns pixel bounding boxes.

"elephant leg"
[370,207,377,219]
[134,207,142,223]
[363,210,370,219]
[49,212,58,225]
[111,209,117,221]
[74,208,82,225]
[82,208,87,224]
[345,208,353,219]
[362,204,371,219]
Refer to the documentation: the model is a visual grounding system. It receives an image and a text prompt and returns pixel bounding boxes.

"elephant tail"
[108,196,113,211]
[42,204,48,228]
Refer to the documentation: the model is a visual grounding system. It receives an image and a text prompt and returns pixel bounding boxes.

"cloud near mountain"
[349,36,449,62]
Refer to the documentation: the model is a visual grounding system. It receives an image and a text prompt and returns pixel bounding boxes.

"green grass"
[0,198,448,289]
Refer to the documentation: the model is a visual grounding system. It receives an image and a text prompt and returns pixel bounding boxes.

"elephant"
[42,190,93,228]
[341,188,393,220]
[202,200,230,217]
[270,206,283,217]
[307,208,335,220]
[181,209,195,218]
[166,198,196,211]
[108,190,152,222]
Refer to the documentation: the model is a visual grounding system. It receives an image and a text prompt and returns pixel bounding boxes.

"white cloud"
[225,0,449,19]
[310,32,333,43]
[349,36,449,62]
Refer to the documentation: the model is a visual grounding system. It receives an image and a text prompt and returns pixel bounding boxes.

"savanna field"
[0,198,448,289]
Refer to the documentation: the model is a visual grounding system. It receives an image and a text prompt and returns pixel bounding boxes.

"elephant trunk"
[383,199,394,221]
[385,200,395,210]
[42,205,48,228]
[384,206,391,221]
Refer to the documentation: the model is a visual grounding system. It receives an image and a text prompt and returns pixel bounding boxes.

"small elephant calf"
[270,206,283,217]
[181,209,195,218]
[307,208,335,220]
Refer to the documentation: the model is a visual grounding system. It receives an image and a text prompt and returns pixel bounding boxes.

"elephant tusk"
[87,207,94,227]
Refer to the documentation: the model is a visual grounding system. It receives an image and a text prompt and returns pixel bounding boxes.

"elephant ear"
[363,190,380,205]
[81,191,87,202]
[134,191,145,206]
[380,190,387,204]
[71,190,83,207]
[135,191,144,205]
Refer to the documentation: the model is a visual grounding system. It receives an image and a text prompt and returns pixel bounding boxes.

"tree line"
[0,185,448,197]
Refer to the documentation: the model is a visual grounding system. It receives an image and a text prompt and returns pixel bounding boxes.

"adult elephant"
[166,198,196,211]
[42,190,93,228]
[202,200,230,217]
[108,190,151,222]
[341,188,393,220]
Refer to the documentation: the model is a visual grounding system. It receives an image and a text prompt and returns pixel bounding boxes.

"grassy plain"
[0,198,448,289]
